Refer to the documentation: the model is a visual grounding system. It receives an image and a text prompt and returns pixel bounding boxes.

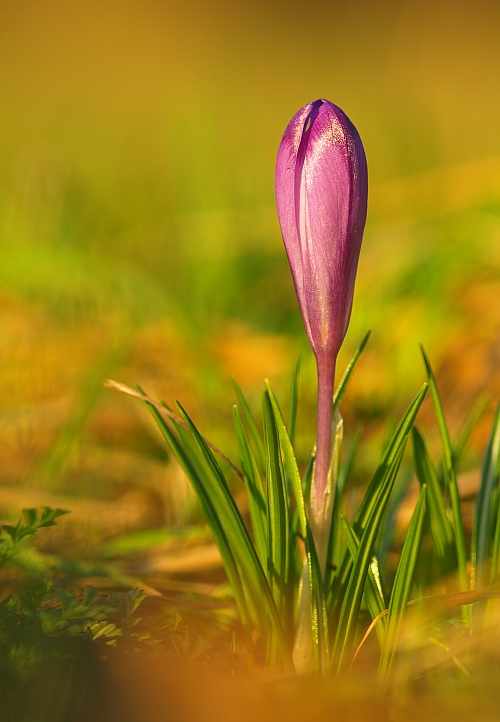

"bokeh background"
[1,0,500,585]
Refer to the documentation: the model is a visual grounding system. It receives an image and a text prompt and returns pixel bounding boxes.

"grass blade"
[490,471,500,583]
[333,331,371,412]
[262,390,290,653]
[288,357,301,448]
[334,442,407,673]
[376,466,412,574]
[421,348,468,601]
[175,400,293,669]
[291,448,315,540]
[321,411,344,590]
[325,428,362,588]
[232,378,266,471]
[353,384,428,535]
[379,485,427,680]
[233,405,268,568]
[265,381,329,672]
[453,394,489,467]
[341,515,387,646]
[329,384,428,614]
[472,402,500,589]
[338,426,362,499]
[145,403,252,637]
[412,426,456,577]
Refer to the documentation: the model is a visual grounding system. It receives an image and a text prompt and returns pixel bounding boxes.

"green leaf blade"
[233,405,268,568]
[379,485,427,679]
[421,347,467,598]
[341,515,387,646]
[334,442,407,673]
[232,378,266,471]
[329,384,428,616]
[412,426,456,577]
[146,403,252,633]
[262,392,290,620]
[333,331,371,412]
[175,400,292,668]
[473,402,500,589]
[265,381,329,672]
[288,357,301,448]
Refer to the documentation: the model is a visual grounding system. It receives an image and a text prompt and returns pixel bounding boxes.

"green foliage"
[7,338,500,691]
[0,509,148,651]
[472,402,500,590]
[340,517,387,646]
[0,583,145,649]
[143,335,436,676]
[122,336,500,685]
[333,442,407,672]
[328,383,428,629]
[379,485,427,680]
[412,427,456,577]
[262,389,290,657]
[0,507,233,720]
[233,405,267,567]
[0,507,69,561]
[421,348,468,601]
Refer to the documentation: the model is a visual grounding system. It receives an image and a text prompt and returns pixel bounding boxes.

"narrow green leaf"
[175,400,293,669]
[472,402,500,589]
[265,383,307,540]
[412,426,456,577]
[265,381,329,672]
[289,448,315,611]
[379,485,427,679]
[146,403,252,637]
[232,378,266,471]
[233,405,268,568]
[354,384,428,535]
[376,467,412,575]
[333,331,371,412]
[262,392,290,615]
[321,411,344,591]
[291,448,315,539]
[329,384,428,614]
[453,394,489,467]
[490,475,500,583]
[306,535,330,673]
[421,347,468,599]
[341,515,387,646]
[325,428,362,588]
[338,427,362,499]
[99,526,209,558]
[334,442,407,672]
[288,357,300,448]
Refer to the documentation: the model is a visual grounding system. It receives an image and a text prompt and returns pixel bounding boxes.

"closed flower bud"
[275,98,368,367]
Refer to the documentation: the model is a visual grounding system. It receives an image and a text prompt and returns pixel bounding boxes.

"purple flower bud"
[275,99,367,539]
[275,99,368,367]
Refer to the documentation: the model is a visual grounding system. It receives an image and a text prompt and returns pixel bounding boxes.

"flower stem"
[310,356,335,568]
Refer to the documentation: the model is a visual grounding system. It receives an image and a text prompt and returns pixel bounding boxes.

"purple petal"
[275,99,368,364]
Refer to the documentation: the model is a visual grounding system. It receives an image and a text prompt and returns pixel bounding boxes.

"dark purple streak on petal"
[294,99,324,247]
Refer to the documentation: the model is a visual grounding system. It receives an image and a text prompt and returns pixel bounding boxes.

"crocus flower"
[275,99,367,548]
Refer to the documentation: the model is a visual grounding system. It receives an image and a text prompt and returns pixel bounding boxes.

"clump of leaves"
[0,508,147,675]
[0,507,70,563]
[0,582,147,672]
[107,338,500,689]
[0,506,230,722]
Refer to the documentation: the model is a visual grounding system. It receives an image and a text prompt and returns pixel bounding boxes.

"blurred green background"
[1,0,500,575]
